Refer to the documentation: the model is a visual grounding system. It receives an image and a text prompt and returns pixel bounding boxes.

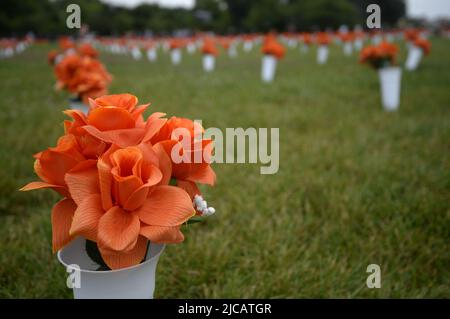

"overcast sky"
[102,0,450,20]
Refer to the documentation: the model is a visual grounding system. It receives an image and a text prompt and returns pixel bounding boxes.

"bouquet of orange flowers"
[54,53,112,104]
[413,38,431,56]
[316,32,331,46]
[359,42,399,69]
[21,93,216,270]
[262,35,286,59]
[201,38,219,56]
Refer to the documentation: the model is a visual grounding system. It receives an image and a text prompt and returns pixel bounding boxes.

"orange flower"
[414,38,431,56]
[316,32,331,46]
[201,38,219,56]
[302,33,313,45]
[55,54,112,103]
[262,35,286,59]
[58,36,75,51]
[169,38,184,50]
[151,117,216,199]
[359,42,399,69]
[78,43,98,58]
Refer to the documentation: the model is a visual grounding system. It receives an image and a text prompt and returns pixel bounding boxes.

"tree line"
[0,0,405,37]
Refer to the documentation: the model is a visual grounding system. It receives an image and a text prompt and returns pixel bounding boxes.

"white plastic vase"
[69,100,89,114]
[243,41,253,52]
[131,47,142,60]
[405,46,423,71]
[354,39,363,51]
[146,48,157,62]
[58,237,165,299]
[261,55,277,83]
[317,45,329,64]
[187,43,196,54]
[203,54,215,72]
[228,45,237,58]
[343,42,353,56]
[378,67,402,111]
[170,48,181,65]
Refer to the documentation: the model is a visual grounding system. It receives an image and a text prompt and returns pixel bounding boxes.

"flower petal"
[52,198,77,252]
[88,107,135,131]
[153,142,172,185]
[70,194,104,242]
[176,180,201,200]
[99,236,148,270]
[64,160,99,206]
[136,185,194,227]
[97,206,140,252]
[82,125,145,148]
[140,225,184,244]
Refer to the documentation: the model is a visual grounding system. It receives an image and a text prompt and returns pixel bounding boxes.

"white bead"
[207,207,215,215]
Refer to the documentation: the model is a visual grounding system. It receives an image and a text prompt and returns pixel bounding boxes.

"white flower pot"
[317,45,329,64]
[228,45,237,58]
[261,55,277,83]
[131,47,142,60]
[170,48,181,65]
[405,46,423,71]
[69,100,89,114]
[202,54,215,72]
[243,41,253,52]
[187,43,196,54]
[146,48,157,62]
[378,67,402,111]
[343,42,353,56]
[354,39,363,51]
[58,237,165,299]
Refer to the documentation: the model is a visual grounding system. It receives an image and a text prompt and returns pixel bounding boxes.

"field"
[0,38,449,298]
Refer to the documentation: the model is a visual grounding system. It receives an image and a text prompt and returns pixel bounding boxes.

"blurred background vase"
[405,45,423,71]
[378,66,402,111]
[69,98,89,114]
[261,55,277,83]
[203,54,215,72]
[317,45,329,64]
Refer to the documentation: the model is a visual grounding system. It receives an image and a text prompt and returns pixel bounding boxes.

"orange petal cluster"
[21,93,215,269]
[359,41,399,69]
[54,53,112,104]
[261,34,286,59]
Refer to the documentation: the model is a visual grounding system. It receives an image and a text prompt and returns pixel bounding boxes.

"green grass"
[0,39,449,298]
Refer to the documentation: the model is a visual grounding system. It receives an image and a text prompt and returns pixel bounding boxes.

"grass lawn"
[0,38,449,298]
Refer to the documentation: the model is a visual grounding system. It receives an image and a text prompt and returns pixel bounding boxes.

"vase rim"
[57,238,165,274]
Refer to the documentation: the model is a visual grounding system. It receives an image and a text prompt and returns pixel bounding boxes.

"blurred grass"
[0,38,449,298]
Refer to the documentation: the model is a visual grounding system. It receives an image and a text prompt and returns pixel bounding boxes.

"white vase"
[317,45,329,64]
[186,43,195,54]
[203,54,215,72]
[405,46,423,71]
[58,237,165,299]
[69,100,89,114]
[170,48,181,65]
[343,42,353,56]
[354,39,363,51]
[378,67,402,111]
[261,55,277,83]
[146,48,157,62]
[131,47,142,60]
[243,41,253,52]
[228,45,237,58]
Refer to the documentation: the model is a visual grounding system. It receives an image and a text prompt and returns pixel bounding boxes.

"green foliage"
[0,0,406,36]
